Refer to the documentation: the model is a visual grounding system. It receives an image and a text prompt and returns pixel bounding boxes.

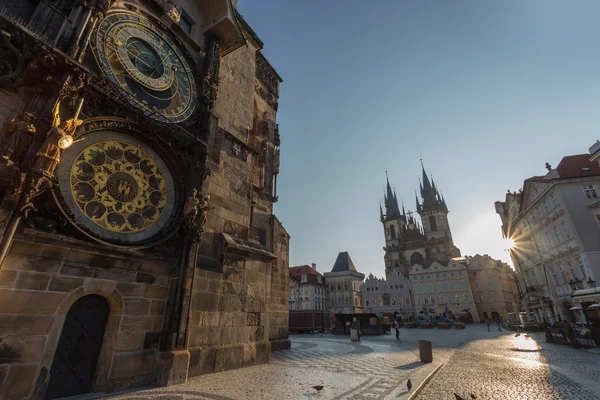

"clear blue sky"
[238,0,600,277]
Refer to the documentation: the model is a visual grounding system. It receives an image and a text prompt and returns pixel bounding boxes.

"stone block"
[192,293,219,311]
[121,316,154,331]
[124,298,150,315]
[237,326,250,344]
[94,268,136,282]
[143,331,161,350]
[243,342,256,367]
[149,300,166,316]
[0,315,53,336]
[48,276,84,292]
[110,351,156,378]
[152,316,164,331]
[2,255,62,274]
[60,264,95,277]
[116,282,145,297]
[2,363,37,399]
[135,272,155,284]
[255,341,270,365]
[202,312,220,327]
[243,296,265,313]
[139,261,175,276]
[144,285,168,300]
[188,347,216,377]
[220,327,237,345]
[220,295,242,312]
[14,271,50,290]
[0,270,17,288]
[154,350,189,386]
[220,312,234,327]
[0,336,46,363]
[83,278,117,294]
[188,327,209,347]
[0,290,65,314]
[115,331,145,352]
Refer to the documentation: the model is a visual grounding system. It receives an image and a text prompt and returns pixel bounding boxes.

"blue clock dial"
[94,12,197,123]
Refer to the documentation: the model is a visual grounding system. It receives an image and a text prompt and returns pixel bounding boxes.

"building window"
[559,264,568,284]
[391,299,396,306]
[431,296,435,304]
[460,280,466,289]
[553,226,561,244]
[444,281,450,291]
[301,275,307,283]
[378,300,382,306]
[464,293,469,302]
[178,10,194,34]
[414,284,420,293]
[421,282,427,292]
[416,296,422,304]
[427,274,431,280]
[489,291,496,301]
[561,221,571,239]
[428,282,433,292]
[479,292,484,301]
[583,184,598,199]
[437,281,443,291]
[455,294,460,303]
[442,272,447,278]
[453,281,458,290]
[459,271,463,276]
[550,192,559,207]
[429,216,438,231]
[542,199,549,214]
[390,225,396,239]
[576,257,586,278]
[424,296,429,304]
[439,294,445,303]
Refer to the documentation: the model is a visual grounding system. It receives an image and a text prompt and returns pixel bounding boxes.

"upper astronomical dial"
[94,12,197,123]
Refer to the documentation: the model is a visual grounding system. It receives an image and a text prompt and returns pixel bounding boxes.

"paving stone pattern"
[75,326,600,400]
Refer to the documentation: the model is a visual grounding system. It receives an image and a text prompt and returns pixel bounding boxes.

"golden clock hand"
[123,47,154,70]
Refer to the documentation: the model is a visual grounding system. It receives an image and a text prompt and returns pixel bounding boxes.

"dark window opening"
[429,215,438,231]
[179,11,194,34]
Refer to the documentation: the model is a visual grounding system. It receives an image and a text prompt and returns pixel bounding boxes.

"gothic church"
[381,162,461,276]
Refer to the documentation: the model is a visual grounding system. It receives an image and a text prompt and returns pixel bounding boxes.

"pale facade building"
[410,258,480,322]
[497,152,600,322]
[289,264,329,311]
[289,278,300,311]
[363,271,412,317]
[466,255,521,322]
[325,252,365,314]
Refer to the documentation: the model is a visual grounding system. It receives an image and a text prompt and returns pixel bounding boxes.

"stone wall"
[0,230,176,399]
[269,217,290,350]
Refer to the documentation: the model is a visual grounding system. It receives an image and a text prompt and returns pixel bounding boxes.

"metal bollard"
[419,340,433,363]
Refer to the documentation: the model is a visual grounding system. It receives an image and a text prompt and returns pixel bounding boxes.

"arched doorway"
[491,311,500,321]
[45,295,109,399]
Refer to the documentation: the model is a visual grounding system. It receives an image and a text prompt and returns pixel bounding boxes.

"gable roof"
[289,265,324,284]
[331,252,357,272]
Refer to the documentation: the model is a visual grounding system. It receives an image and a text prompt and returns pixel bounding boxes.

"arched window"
[429,216,438,231]
[421,282,427,292]
[390,224,396,239]
[365,300,369,307]
[455,294,460,303]
[411,252,424,265]
[391,299,396,306]
[463,293,469,302]
[416,296,422,304]
[344,282,349,290]
[490,291,496,301]
[444,281,450,291]
[460,280,466,289]
[424,296,429,304]
[439,294,444,303]
[431,296,435,304]
[437,281,443,291]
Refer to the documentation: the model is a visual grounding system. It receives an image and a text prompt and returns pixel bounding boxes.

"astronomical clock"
[54,9,198,247]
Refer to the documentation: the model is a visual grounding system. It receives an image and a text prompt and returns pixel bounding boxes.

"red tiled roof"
[555,154,600,179]
[289,265,325,284]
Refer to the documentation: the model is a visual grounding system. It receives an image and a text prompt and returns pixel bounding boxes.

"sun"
[504,238,515,249]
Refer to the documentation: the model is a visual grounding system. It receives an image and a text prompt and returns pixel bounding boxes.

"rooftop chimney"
[311,263,317,270]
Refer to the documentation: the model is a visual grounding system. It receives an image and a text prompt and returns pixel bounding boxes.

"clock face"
[57,130,177,245]
[94,12,197,123]
[409,223,415,230]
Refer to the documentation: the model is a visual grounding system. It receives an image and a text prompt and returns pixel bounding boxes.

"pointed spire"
[402,202,406,217]
[380,201,384,222]
[415,191,420,210]
[420,159,439,208]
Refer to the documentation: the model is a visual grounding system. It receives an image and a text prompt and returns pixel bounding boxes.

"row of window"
[330,281,358,291]
[413,271,464,280]
[331,297,360,306]
[417,293,470,305]
[475,291,498,301]
[537,221,572,251]
[414,280,467,293]
[365,298,411,307]
[366,284,404,291]
[548,257,586,286]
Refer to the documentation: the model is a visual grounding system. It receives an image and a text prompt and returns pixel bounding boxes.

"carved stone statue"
[2,112,36,166]
[183,188,200,227]
[196,194,213,234]
[159,0,181,23]
[31,105,82,178]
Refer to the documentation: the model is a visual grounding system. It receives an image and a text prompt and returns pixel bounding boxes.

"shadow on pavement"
[394,361,426,370]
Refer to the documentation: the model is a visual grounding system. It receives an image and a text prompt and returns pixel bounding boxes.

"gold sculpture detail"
[69,140,168,233]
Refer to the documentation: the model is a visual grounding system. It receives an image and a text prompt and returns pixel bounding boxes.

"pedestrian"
[496,317,502,331]
[351,317,361,342]
[485,318,490,331]
[393,319,400,340]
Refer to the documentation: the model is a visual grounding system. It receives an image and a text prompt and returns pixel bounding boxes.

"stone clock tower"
[0,1,289,398]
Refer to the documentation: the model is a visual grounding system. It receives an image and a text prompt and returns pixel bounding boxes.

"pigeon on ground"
[312,386,324,392]
[407,379,412,391]
[470,394,476,399]
[454,394,466,400]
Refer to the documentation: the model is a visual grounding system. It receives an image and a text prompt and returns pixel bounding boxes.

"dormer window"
[301,274,307,283]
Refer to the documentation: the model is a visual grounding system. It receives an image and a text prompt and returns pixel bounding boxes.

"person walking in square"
[393,319,400,340]
[485,317,490,331]
[496,317,502,331]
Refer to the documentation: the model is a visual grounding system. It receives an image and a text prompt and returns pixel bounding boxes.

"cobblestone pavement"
[415,325,600,400]
[75,326,600,400]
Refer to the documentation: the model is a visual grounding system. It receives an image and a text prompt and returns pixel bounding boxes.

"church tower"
[417,161,461,262]
[381,172,408,275]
